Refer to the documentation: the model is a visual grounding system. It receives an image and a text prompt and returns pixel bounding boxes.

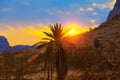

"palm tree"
[34,23,71,80]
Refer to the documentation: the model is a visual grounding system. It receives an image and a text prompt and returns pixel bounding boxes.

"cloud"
[90,19,96,23]
[92,12,97,15]
[92,0,116,10]
[79,7,84,12]
[77,0,115,16]
[78,7,97,16]
[87,7,94,12]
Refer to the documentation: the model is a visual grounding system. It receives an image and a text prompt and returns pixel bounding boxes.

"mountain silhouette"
[11,45,35,52]
[0,36,35,53]
[107,0,120,21]
[0,36,10,53]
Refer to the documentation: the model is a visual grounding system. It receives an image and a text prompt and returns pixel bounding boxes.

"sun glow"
[0,23,90,46]
[67,29,76,36]
[65,24,89,36]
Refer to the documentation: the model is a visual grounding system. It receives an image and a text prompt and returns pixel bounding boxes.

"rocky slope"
[72,0,120,51]
[107,0,120,21]
[71,13,120,63]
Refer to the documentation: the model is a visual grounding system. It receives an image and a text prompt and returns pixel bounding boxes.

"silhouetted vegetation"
[34,23,73,80]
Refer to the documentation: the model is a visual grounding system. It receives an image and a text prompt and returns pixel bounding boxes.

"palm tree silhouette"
[34,23,70,80]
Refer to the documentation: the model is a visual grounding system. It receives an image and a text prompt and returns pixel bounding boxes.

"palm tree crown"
[44,23,65,41]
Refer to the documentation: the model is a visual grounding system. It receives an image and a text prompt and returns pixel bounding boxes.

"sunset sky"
[0,0,116,46]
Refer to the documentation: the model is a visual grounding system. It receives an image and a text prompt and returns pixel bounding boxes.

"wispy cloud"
[79,7,84,11]
[89,19,98,29]
[90,19,96,23]
[92,0,116,10]
[87,7,94,12]
[77,7,97,15]
[92,12,97,15]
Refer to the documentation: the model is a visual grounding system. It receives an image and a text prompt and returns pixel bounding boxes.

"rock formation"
[0,36,10,53]
[107,0,120,21]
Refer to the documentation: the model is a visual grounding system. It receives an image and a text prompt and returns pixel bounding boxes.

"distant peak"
[107,0,120,21]
[117,0,120,2]
[0,36,10,53]
[0,36,6,38]
[115,0,120,7]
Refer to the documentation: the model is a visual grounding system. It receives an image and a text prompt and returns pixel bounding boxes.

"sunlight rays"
[65,24,89,36]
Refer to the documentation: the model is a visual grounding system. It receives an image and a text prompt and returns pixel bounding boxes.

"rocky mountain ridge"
[0,36,10,53]
[0,36,34,53]
[73,12,120,62]
[107,0,120,21]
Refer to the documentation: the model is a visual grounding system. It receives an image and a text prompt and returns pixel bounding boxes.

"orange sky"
[0,24,97,46]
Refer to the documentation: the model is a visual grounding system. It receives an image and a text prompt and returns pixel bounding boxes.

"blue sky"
[0,0,115,26]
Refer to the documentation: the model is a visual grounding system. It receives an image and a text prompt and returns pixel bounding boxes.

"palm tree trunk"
[56,44,67,80]
[50,64,53,80]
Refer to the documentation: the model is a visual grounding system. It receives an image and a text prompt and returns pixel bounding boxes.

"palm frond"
[33,41,48,46]
[43,32,54,39]
[49,23,66,40]
[42,38,53,41]
[50,25,56,38]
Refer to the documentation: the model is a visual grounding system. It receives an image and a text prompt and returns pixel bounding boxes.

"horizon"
[0,0,116,46]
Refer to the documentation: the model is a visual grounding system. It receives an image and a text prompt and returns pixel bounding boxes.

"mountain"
[11,45,35,52]
[0,36,35,53]
[0,36,10,53]
[107,0,120,21]
[72,11,120,62]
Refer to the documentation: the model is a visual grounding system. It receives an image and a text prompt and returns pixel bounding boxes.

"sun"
[68,29,76,36]
[65,23,89,36]
[65,28,79,36]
